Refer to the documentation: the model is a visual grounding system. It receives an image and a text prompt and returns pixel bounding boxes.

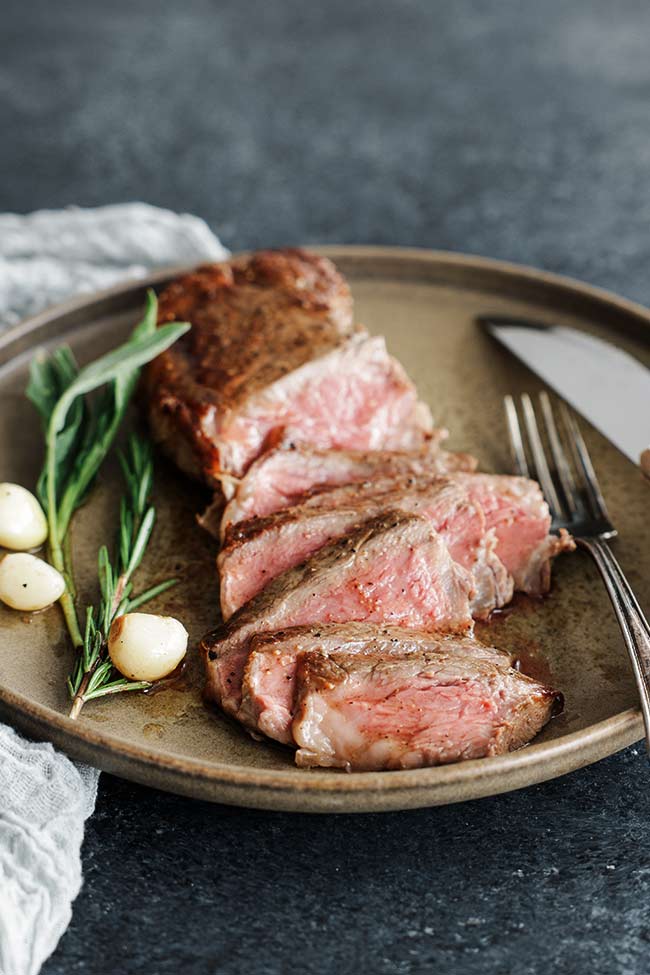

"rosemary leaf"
[84,678,152,701]
[125,506,155,579]
[126,577,178,612]
[86,659,114,695]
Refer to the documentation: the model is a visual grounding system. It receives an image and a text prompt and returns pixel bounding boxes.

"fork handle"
[578,537,650,752]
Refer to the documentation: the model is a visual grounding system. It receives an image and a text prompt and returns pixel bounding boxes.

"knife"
[478,316,650,471]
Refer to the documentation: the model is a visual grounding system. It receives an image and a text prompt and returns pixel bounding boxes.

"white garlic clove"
[0,483,48,551]
[0,553,65,611]
[108,612,189,682]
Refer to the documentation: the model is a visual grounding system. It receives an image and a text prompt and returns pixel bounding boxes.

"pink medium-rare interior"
[293,657,557,770]
[270,533,473,633]
[298,477,513,617]
[220,449,353,527]
[452,473,566,594]
[219,478,512,621]
[220,440,477,531]
[219,481,474,619]
[220,484,481,620]
[242,647,298,744]
[219,509,366,620]
[209,335,432,478]
[241,629,517,747]
[210,522,474,717]
[296,677,506,769]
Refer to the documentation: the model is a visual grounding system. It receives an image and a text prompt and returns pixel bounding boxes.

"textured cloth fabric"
[0,728,98,975]
[0,202,228,328]
[0,203,228,975]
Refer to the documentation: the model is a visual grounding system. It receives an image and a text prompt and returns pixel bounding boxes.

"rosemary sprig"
[26,290,190,718]
[67,434,177,718]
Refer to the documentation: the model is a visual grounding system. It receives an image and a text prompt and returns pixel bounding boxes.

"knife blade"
[478,316,650,467]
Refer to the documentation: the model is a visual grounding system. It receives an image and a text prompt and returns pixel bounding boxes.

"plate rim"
[0,244,646,811]
[5,243,650,359]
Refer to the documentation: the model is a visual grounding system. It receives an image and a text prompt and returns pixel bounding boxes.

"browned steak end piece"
[143,249,433,482]
[292,649,562,770]
[202,511,474,721]
[240,623,514,745]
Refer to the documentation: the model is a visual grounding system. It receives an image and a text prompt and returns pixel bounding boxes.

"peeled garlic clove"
[0,552,65,611]
[108,612,188,682]
[0,483,48,550]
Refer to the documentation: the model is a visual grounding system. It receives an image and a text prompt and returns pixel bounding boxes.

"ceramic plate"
[1,247,648,812]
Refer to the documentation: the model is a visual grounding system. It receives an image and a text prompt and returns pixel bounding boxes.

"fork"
[504,391,650,752]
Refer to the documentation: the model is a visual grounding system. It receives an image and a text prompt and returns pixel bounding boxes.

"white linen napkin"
[0,203,228,975]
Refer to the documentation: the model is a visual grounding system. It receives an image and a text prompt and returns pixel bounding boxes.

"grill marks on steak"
[218,476,513,621]
[240,624,515,745]
[202,511,474,720]
[292,649,561,770]
[143,249,433,482]
[218,441,478,533]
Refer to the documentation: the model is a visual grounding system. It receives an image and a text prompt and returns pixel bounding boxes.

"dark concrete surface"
[2,1,650,972]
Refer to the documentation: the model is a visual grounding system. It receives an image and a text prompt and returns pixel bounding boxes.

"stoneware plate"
[1,247,648,813]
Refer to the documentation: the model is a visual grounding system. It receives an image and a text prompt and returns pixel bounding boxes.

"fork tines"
[504,392,615,537]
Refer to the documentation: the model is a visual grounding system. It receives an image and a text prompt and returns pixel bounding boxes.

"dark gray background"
[2,1,650,972]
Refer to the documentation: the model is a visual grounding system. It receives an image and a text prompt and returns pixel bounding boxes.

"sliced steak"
[143,249,433,483]
[276,475,512,618]
[452,473,575,595]
[240,623,514,745]
[218,440,478,534]
[292,649,561,770]
[218,476,512,620]
[202,511,474,720]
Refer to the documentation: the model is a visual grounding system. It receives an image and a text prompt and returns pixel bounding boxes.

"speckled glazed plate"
[1,247,649,812]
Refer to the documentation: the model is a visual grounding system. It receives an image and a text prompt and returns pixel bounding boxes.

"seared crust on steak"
[158,249,353,336]
[143,249,433,482]
[143,249,354,482]
[156,250,355,394]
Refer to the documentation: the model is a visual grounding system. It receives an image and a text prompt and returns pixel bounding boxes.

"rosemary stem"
[70,567,132,718]
[109,572,129,622]
[63,532,77,600]
[46,457,83,648]
[69,668,93,720]
[60,589,84,650]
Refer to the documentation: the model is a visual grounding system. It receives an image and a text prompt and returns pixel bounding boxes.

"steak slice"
[452,473,575,594]
[202,511,474,720]
[143,249,433,483]
[292,649,562,770]
[217,440,478,534]
[240,624,514,745]
[218,476,512,620]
